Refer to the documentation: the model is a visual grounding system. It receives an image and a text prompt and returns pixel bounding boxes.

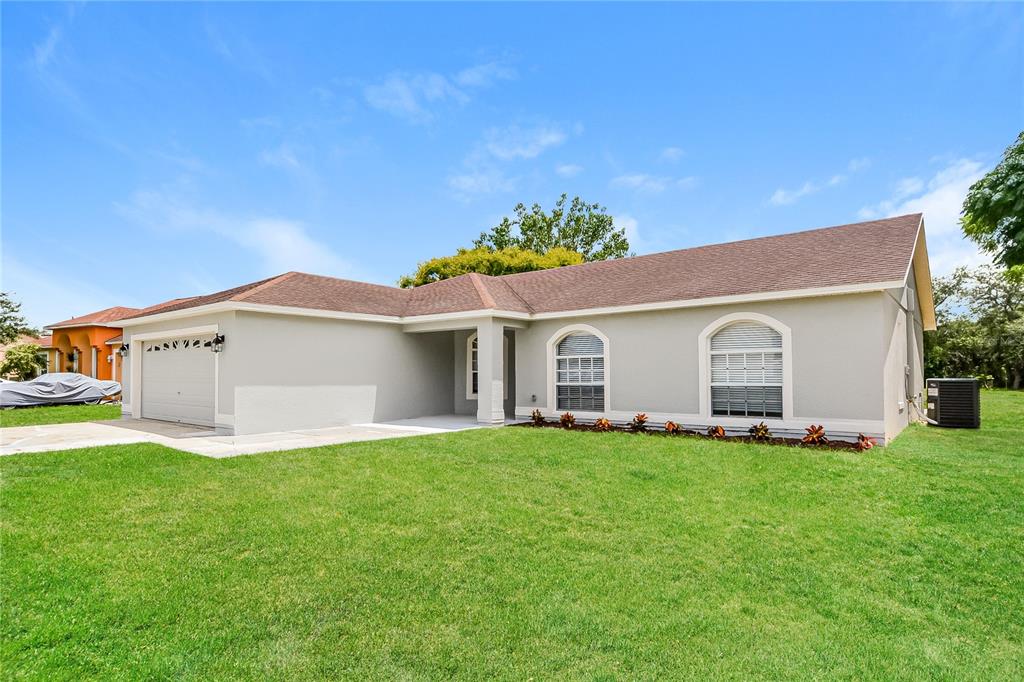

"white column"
[476,319,505,425]
[91,347,97,378]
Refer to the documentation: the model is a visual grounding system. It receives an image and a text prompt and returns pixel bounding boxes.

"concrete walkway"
[1,415,488,458]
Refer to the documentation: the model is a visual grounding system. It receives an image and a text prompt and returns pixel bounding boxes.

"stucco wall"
[881,264,927,441]
[228,313,454,434]
[513,293,888,434]
[453,328,517,417]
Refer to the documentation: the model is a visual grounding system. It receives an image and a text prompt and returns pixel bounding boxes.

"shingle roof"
[46,306,144,329]
[119,214,923,321]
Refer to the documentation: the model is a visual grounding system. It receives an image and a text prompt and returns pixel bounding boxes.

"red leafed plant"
[594,417,613,431]
[530,409,545,426]
[856,433,877,451]
[664,420,681,435]
[707,425,726,439]
[560,412,576,429]
[631,413,648,431]
[802,424,828,445]
[748,421,772,440]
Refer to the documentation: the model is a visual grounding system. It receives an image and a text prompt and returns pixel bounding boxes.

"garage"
[140,335,215,427]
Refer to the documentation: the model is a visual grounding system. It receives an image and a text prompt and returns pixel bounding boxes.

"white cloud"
[660,146,685,162]
[555,163,583,178]
[364,61,515,124]
[612,173,697,194]
[115,188,352,277]
[857,158,990,275]
[33,26,62,69]
[447,168,515,198]
[484,124,567,160]
[259,143,302,170]
[769,158,871,206]
[615,214,641,249]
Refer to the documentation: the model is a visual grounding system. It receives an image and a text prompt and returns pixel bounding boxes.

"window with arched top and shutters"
[709,321,783,418]
[555,332,606,411]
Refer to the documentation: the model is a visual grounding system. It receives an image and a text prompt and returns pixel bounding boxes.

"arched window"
[555,332,605,411]
[710,321,783,418]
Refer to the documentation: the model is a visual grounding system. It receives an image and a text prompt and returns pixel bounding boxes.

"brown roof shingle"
[118,214,923,321]
[46,306,144,329]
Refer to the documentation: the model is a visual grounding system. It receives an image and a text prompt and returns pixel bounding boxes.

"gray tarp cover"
[0,373,121,408]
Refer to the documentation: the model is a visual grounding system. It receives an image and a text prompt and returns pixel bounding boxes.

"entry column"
[475,319,505,425]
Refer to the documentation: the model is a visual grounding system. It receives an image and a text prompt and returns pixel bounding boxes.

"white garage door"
[141,336,215,427]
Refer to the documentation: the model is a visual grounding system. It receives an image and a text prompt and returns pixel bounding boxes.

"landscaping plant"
[748,421,772,441]
[664,420,681,435]
[856,433,877,451]
[802,424,829,445]
[559,412,576,429]
[530,409,545,426]
[594,417,612,431]
[631,413,648,431]
[707,425,726,439]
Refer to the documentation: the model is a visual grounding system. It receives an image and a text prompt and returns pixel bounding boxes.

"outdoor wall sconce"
[117,344,129,358]
[211,334,226,353]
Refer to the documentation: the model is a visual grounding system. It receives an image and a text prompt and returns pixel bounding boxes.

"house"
[0,334,52,379]
[43,299,195,381]
[117,214,935,443]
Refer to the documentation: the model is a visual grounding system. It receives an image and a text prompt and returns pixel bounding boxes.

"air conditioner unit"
[926,378,981,429]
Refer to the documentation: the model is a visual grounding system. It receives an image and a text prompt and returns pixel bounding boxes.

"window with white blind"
[555,332,605,411]
[710,321,783,418]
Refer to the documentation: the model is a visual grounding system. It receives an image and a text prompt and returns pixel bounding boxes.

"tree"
[0,292,38,345]
[925,265,1024,388]
[962,130,1024,268]
[399,247,583,288]
[474,194,630,261]
[0,343,45,380]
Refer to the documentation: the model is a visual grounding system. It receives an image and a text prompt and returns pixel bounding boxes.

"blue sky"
[2,2,1021,328]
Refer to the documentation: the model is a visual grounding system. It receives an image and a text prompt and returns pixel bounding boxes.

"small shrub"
[802,424,828,445]
[631,413,648,431]
[560,412,576,429]
[707,425,725,439]
[748,421,772,440]
[856,433,877,451]
[664,420,681,435]
[530,409,545,426]
[594,417,613,431]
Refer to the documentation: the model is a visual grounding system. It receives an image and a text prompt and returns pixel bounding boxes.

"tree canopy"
[962,130,1024,268]
[0,292,38,345]
[0,343,45,380]
[399,247,584,289]
[473,194,630,262]
[925,265,1024,388]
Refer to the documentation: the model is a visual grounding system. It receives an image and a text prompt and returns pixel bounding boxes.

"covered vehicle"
[0,373,121,408]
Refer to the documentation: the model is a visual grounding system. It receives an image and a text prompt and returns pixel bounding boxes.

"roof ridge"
[467,272,497,309]
[232,272,301,302]
[491,276,535,314]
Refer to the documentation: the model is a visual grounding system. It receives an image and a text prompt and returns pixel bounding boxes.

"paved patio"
[0,415,492,458]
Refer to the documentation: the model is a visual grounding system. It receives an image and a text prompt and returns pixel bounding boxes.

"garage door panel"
[141,336,215,427]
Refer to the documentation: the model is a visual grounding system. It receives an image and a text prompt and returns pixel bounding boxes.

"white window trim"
[698,312,793,421]
[545,323,610,413]
[466,332,508,400]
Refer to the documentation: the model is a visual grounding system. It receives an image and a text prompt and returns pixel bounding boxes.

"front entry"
[140,336,215,427]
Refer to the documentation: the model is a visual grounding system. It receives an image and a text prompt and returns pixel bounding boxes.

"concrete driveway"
[1,415,486,458]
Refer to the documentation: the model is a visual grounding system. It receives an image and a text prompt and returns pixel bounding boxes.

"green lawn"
[2,393,1022,679]
[0,403,122,428]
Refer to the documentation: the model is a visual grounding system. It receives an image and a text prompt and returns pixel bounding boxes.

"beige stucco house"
[117,213,935,443]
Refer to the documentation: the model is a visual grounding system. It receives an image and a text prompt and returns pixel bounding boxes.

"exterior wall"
[882,264,927,441]
[228,313,454,435]
[121,311,239,432]
[513,293,890,441]
[453,328,516,417]
[47,326,123,380]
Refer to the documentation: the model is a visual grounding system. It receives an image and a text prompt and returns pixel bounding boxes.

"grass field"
[0,403,122,428]
[2,392,1022,679]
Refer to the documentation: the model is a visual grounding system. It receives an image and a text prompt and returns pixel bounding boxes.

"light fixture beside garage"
[117,344,129,358]
[211,334,225,353]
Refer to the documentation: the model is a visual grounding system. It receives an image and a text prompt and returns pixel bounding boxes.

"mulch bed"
[511,421,866,451]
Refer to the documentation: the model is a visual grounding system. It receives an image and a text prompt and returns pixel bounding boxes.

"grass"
[0,403,122,428]
[2,392,1022,679]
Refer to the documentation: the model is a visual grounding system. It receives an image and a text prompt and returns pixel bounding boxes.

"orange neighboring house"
[42,299,193,382]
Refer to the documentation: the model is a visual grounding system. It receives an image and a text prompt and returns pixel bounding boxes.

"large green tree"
[0,343,45,380]
[474,194,630,262]
[962,130,1024,268]
[0,292,38,345]
[399,247,583,288]
[925,265,1024,388]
